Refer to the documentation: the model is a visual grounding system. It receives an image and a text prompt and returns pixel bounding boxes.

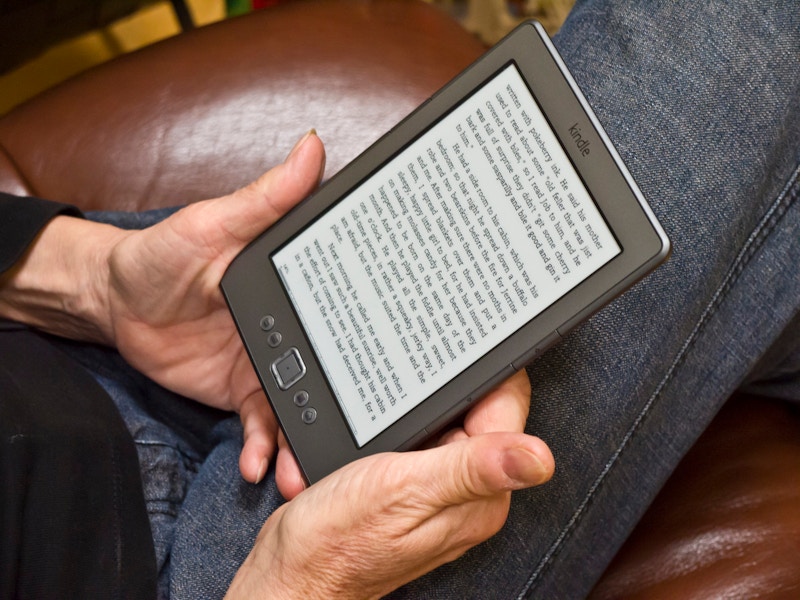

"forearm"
[0,215,128,344]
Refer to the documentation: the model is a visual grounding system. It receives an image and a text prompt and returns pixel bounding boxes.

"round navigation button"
[293,390,310,407]
[301,408,317,424]
[259,315,275,331]
[267,331,282,347]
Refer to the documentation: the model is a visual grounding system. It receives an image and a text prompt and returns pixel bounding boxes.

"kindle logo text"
[568,123,591,157]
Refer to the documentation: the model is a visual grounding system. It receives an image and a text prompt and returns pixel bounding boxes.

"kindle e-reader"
[221,21,670,484]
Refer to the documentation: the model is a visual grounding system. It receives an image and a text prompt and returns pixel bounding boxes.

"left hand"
[104,131,326,485]
[0,131,325,486]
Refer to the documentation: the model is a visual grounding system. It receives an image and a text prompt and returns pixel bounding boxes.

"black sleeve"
[0,192,83,274]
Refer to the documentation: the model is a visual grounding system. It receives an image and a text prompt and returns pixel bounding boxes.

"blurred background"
[0,0,575,115]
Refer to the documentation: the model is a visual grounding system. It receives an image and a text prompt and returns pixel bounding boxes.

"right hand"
[226,429,554,599]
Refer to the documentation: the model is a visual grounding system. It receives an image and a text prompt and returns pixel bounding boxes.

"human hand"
[100,131,325,483]
[227,428,554,599]
[0,132,323,485]
[102,131,326,484]
[226,368,552,598]
[275,368,535,499]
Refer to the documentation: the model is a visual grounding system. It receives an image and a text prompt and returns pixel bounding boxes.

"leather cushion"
[0,0,484,212]
[590,394,800,598]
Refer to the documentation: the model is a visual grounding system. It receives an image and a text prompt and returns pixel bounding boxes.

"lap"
[76,1,800,597]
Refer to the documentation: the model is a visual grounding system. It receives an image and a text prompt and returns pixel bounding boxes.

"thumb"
[214,130,326,246]
[425,432,554,505]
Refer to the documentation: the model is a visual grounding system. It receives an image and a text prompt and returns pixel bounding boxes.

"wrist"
[225,518,294,600]
[226,512,351,600]
[0,215,129,344]
[226,505,391,600]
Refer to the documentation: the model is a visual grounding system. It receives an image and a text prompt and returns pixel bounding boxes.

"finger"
[221,131,326,245]
[238,391,279,483]
[462,369,531,436]
[415,432,553,506]
[435,426,468,446]
[275,430,307,500]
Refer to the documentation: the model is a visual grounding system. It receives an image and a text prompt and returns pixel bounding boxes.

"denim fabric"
[79,1,799,598]
[75,205,229,596]
[54,340,229,598]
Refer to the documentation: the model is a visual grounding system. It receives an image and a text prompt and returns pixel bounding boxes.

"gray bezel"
[221,21,670,484]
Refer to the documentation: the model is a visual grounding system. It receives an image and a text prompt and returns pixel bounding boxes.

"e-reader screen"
[272,63,620,447]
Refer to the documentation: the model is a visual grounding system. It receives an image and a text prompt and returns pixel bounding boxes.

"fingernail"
[287,128,317,161]
[503,447,548,488]
[255,457,268,484]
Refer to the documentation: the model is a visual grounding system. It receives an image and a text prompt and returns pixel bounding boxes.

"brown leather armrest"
[590,394,800,599]
[0,0,483,212]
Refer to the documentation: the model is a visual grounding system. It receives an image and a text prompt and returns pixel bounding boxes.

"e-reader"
[221,21,671,484]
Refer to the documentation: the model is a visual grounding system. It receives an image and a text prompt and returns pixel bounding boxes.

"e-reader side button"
[397,427,430,451]
[511,331,562,371]
[270,347,307,390]
[267,331,283,348]
[293,390,310,407]
[301,407,317,424]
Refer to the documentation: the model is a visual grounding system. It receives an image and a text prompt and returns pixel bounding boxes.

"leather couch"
[1,1,797,596]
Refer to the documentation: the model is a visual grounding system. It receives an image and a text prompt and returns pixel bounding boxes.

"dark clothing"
[0,193,156,598]
[0,195,81,274]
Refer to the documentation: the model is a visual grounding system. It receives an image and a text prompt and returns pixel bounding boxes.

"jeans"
[76,0,800,597]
